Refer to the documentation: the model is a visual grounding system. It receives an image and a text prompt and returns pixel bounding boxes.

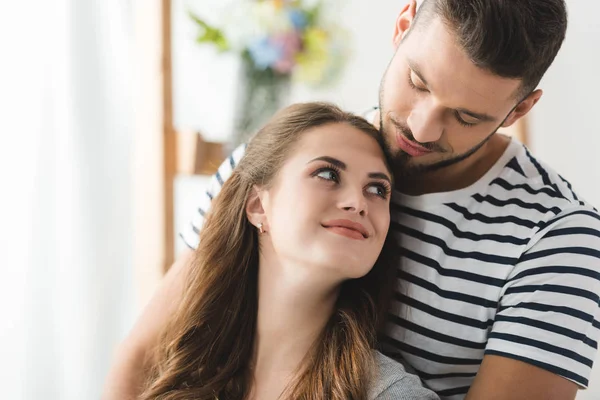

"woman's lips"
[324,226,366,240]
[322,219,369,240]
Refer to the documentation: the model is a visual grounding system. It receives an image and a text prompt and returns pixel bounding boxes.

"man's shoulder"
[488,140,596,213]
[489,142,600,255]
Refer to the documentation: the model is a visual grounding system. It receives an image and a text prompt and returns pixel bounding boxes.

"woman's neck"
[249,252,340,399]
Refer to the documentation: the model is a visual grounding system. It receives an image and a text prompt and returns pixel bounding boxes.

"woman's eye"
[366,185,388,198]
[316,169,339,182]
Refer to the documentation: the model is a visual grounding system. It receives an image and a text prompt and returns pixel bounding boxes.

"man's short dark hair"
[413,0,568,98]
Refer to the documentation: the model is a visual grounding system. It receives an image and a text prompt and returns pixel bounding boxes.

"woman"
[140,103,438,400]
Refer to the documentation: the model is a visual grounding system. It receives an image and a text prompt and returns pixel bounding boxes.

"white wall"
[530,1,600,208]
[172,0,241,142]
[529,1,600,398]
[288,1,400,112]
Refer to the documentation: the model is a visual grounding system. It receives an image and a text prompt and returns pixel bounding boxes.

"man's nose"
[407,98,444,143]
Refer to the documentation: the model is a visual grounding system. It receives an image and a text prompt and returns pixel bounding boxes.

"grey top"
[370,352,440,400]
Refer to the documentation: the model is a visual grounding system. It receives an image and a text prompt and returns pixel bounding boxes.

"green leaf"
[188,11,230,52]
[305,1,322,26]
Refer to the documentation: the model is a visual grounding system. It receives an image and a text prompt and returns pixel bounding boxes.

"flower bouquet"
[190,0,349,144]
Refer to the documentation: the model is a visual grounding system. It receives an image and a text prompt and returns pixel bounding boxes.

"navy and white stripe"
[180,135,600,399]
[180,144,247,250]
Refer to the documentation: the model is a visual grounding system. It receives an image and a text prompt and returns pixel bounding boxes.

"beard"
[379,111,496,179]
[376,54,520,180]
[376,61,514,179]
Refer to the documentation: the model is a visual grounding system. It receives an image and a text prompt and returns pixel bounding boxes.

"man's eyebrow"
[455,108,496,123]
[407,58,497,123]
[308,156,347,169]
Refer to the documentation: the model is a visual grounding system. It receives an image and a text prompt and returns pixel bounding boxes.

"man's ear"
[502,89,543,128]
[246,185,267,230]
[393,0,418,48]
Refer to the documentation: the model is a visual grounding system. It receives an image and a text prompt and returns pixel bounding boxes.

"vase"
[232,55,291,146]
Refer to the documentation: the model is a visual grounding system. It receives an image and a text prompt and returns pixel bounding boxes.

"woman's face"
[258,122,392,281]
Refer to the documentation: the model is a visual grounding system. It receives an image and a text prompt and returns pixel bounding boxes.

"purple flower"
[272,32,302,73]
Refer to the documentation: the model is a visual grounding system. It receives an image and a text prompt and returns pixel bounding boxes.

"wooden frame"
[162,0,177,273]
[131,0,176,308]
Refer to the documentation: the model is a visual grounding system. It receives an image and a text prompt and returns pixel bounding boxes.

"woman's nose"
[338,186,368,217]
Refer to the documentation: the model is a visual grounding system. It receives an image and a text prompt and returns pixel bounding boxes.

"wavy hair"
[141,102,397,400]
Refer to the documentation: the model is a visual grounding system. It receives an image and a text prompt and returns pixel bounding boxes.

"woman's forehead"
[288,124,389,171]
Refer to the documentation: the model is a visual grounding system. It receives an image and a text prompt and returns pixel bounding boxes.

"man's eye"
[454,111,478,127]
[408,71,428,92]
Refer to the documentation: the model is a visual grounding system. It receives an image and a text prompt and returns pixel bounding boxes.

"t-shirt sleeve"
[179,143,247,250]
[485,206,600,388]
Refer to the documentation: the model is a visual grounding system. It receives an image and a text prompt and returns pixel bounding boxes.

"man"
[103,1,600,399]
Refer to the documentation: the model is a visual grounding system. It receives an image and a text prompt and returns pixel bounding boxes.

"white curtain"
[1,1,134,399]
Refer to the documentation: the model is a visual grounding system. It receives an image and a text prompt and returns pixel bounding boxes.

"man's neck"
[398,133,511,196]
[249,251,339,399]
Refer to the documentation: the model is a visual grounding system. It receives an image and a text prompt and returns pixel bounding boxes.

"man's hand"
[101,248,195,400]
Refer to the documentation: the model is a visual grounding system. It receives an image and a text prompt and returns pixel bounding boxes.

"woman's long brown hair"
[140,102,397,400]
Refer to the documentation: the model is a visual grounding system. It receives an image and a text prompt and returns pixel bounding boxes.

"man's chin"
[392,162,432,179]
[389,151,422,176]
[391,152,454,178]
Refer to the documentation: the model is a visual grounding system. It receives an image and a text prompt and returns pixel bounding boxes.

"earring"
[258,223,264,234]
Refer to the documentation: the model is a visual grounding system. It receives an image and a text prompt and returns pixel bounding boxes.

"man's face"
[379,16,524,178]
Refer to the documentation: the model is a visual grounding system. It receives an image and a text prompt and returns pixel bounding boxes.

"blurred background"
[0,0,598,399]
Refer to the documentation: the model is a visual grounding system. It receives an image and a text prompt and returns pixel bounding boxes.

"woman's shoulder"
[370,351,440,400]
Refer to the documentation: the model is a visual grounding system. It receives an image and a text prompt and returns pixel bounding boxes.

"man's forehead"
[403,18,522,108]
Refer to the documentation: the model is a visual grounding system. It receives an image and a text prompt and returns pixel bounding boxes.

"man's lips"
[322,219,369,240]
[396,132,432,157]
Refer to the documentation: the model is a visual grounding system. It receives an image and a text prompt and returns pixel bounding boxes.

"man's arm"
[101,248,194,400]
[466,355,578,400]
[466,207,600,400]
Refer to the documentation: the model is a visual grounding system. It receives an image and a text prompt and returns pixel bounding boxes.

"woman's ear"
[246,185,267,230]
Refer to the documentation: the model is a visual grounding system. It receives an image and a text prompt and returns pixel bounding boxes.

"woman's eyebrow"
[309,156,391,183]
[307,156,347,170]
[369,172,391,184]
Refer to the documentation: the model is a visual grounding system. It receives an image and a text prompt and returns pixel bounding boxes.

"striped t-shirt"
[180,137,600,400]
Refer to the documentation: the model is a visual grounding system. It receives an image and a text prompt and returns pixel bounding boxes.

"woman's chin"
[311,250,376,280]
